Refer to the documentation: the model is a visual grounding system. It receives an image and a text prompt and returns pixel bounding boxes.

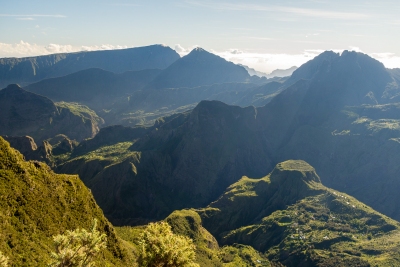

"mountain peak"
[190,47,206,53]
[184,47,215,60]
[150,47,250,88]
[4,83,23,91]
[270,160,321,185]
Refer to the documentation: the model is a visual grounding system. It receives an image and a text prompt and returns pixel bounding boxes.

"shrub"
[138,221,199,267]
[0,251,8,267]
[48,219,107,267]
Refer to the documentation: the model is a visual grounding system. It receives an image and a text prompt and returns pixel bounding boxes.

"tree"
[48,219,107,267]
[138,221,199,267]
[0,251,8,267]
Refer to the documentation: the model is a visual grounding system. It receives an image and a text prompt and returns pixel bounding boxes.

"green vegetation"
[0,137,127,266]
[66,142,138,164]
[137,221,199,267]
[116,210,272,267]
[56,102,101,121]
[0,251,8,267]
[49,219,107,267]
[219,245,270,267]
[198,160,400,266]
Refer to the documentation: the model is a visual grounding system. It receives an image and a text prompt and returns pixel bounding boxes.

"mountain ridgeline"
[0,44,180,88]
[0,84,103,142]
[16,47,281,127]
[149,48,266,89]
[196,160,400,266]
[54,50,400,226]
[3,46,400,266]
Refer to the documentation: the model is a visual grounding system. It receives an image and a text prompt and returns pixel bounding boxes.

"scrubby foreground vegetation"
[0,137,127,266]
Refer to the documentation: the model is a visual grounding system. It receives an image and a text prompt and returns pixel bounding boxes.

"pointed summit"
[4,83,23,91]
[190,47,206,53]
[150,47,251,89]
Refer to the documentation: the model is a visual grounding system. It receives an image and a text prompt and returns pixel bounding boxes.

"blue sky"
[1,0,399,73]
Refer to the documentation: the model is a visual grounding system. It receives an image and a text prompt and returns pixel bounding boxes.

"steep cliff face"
[0,84,103,142]
[0,137,128,266]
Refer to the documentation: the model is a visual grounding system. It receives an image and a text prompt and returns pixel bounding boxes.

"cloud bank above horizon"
[1,41,399,74]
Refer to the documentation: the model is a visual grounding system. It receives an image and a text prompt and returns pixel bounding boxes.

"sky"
[1,0,400,73]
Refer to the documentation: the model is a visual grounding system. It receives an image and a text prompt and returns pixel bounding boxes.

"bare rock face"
[0,84,103,142]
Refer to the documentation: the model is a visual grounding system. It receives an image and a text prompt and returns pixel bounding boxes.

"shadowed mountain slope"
[25,68,161,103]
[0,84,103,142]
[57,101,274,225]
[0,45,180,88]
[54,51,400,225]
[17,48,281,127]
[254,51,400,220]
[150,48,263,89]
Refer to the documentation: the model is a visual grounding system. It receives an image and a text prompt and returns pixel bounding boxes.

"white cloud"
[174,44,198,56]
[174,45,400,73]
[16,17,35,21]
[229,49,243,55]
[348,46,363,53]
[215,50,317,73]
[1,42,399,72]
[174,44,187,54]
[371,53,400,69]
[0,41,129,58]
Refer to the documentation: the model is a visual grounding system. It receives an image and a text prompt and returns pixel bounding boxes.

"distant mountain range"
[149,48,266,89]
[0,44,179,88]
[240,64,298,78]
[54,50,400,226]
[3,45,400,266]
[21,47,280,127]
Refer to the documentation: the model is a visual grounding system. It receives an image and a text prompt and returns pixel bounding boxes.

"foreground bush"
[49,219,107,267]
[0,251,8,267]
[138,221,199,267]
